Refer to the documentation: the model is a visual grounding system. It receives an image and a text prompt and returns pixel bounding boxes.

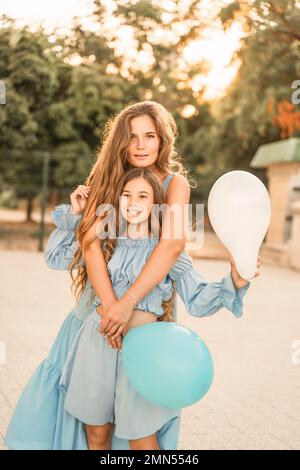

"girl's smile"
[119,176,155,239]
[127,205,143,217]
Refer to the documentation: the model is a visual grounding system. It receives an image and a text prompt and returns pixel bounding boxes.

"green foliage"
[1,0,299,212]
[193,0,300,203]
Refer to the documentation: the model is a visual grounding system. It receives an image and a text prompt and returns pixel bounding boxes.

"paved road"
[1,250,300,450]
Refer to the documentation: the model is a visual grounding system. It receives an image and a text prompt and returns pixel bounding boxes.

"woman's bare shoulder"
[166,173,190,203]
[169,173,190,192]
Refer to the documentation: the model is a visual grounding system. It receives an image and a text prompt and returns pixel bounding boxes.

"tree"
[0,15,136,218]
[0,17,59,220]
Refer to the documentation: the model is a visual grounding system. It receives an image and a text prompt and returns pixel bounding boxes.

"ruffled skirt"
[4,308,180,449]
[60,309,180,440]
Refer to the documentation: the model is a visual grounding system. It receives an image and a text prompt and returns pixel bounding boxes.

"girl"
[58,167,252,451]
[5,101,255,450]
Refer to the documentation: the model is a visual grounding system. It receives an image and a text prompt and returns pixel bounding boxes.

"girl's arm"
[168,251,251,318]
[44,203,117,310]
[44,203,121,349]
[44,204,82,270]
[99,174,191,336]
[44,203,116,309]
[44,185,89,270]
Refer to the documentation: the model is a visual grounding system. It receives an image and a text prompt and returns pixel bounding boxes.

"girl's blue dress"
[59,236,181,439]
[4,174,250,450]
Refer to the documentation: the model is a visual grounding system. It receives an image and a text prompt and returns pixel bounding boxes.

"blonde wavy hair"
[70,100,188,321]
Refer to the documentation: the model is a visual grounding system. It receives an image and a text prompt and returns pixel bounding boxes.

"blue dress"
[59,236,181,439]
[4,174,250,450]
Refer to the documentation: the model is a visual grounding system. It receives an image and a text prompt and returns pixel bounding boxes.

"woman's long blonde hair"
[70,100,187,321]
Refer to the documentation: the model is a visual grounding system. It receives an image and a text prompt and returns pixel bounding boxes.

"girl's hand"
[70,185,90,214]
[230,256,261,290]
[99,295,135,337]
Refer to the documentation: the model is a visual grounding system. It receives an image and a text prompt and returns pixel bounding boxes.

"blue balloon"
[122,322,213,409]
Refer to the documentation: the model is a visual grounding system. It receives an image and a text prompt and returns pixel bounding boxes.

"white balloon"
[208,171,271,281]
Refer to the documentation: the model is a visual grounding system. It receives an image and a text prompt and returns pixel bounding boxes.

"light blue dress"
[4,174,250,449]
[59,236,181,439]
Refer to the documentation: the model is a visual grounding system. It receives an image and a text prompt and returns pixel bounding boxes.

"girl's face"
[119,177,154,225]
[127,114,161,169]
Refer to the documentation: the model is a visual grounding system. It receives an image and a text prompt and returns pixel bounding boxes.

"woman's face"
[127,114,161,169]
[119,177,154,225]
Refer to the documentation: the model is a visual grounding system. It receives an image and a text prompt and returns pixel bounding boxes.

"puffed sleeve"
[168,251,250,318]
[43,204,82,271]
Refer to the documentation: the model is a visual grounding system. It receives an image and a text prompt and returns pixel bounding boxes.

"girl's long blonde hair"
[70,100,188,321]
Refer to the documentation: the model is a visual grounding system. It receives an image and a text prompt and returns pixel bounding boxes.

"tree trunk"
[26,194,35,222]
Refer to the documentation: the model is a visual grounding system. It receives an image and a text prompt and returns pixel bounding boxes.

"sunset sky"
[0,0,244,100]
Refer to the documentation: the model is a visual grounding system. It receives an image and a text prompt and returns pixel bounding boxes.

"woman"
[5,101,255,450]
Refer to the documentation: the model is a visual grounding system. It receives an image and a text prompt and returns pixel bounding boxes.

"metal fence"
[0,149,93,250]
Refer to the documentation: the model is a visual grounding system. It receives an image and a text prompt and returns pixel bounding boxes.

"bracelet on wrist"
[126,290,141,304]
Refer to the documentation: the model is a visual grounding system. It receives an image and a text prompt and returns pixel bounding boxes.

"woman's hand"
[104,331,123,352]
[96,305,124,351]
[70,184,90,214]
[230,256,261,290]
[103,325,131,352]
[98,294,136,338]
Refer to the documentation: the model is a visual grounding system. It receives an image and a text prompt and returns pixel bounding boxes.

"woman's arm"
[128,174,190,293]
[82,218,117,310]
[99,174,190,336]
[44,201,122,349]
[83,219,135,351]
